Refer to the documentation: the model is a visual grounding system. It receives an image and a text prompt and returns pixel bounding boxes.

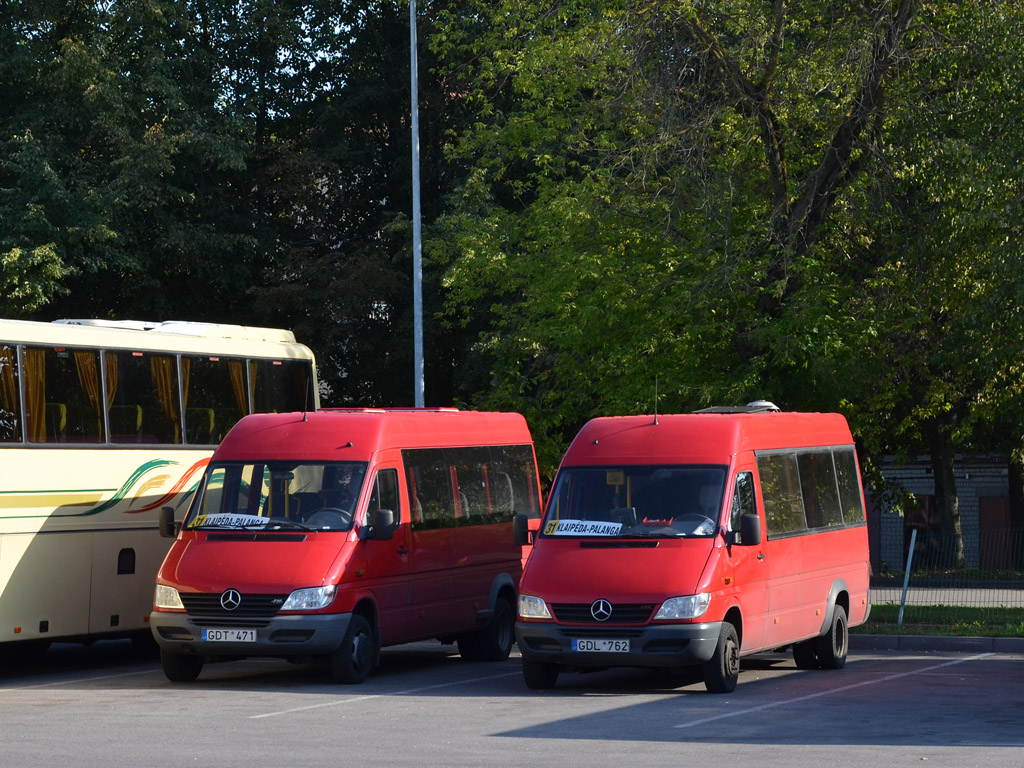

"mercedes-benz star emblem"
[220,589,242,611]
[590,599,612,622]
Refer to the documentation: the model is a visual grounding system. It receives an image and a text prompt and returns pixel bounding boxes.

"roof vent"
[746,400,780,412]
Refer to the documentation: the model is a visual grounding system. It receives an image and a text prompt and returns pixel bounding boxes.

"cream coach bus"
[0,318,317,653]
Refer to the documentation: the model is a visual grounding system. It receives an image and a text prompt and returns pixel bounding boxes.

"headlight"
[653,593,710,620]
[154,584,185,610]
[518,593,551,620]
[281,585,337,611]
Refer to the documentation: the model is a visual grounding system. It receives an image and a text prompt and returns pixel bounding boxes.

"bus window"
[105,350,182,444]
[24,346,103,444]
[0,345,20,442]
[251,358,314,414]
[183,355,249,443]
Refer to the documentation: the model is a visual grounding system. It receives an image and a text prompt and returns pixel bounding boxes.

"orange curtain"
[0,346,21,440]
[151,355,180,443]
[181,357,191,409]
[74,351,103,438]
[229,360,248,415]
[23,348,46,442]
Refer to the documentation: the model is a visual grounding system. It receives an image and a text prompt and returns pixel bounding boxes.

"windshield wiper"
[257,521,315,532]
[617,530,681,539]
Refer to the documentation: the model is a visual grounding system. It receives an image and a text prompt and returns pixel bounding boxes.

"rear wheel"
[522,658,560,690]
[458,598,515,662]
[329,614,377,684]
[792,639,819,669]
[160,650,203,683]
[702,621,740,693]
[815,605,848,670]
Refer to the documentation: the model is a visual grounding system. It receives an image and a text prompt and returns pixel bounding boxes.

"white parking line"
[250,670,522,719]
[674,653,994,729]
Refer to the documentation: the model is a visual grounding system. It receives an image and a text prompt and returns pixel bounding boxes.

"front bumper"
[150,610,351,658]
[515,620,723,669]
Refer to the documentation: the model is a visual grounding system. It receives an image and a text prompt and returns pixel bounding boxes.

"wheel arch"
[818,578,850,636]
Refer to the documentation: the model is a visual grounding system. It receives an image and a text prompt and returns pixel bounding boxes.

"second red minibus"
[151,408,542,683]
[514,403,870,693]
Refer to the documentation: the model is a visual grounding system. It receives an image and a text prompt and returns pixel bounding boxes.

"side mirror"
[738,513,762,546]
[512,513,532,546]
[158,506,179,539]
[370,508,395,541]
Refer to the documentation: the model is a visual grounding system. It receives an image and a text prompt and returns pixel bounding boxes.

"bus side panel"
[89,528,171,635]
[0,532,91,641]
[764,526,870,647]
[450,521,521,626]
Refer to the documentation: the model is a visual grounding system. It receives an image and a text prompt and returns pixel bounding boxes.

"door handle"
[397,546,409,555]
[757,552,766,560]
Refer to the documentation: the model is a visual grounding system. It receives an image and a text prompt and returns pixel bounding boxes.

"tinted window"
[105,350,181,444]
[798,451,844,529]
[403,444,540,531]
[183,355,248,444]
[252,358,314,413]
[23,346,103,443]
[758,453,807,536]
[834,448,865,523]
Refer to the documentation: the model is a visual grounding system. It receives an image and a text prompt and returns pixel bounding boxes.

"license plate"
[571,638,630,653]
[201,628,256,642]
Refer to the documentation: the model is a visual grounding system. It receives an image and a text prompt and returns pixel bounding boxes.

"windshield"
[186,461,368,532]
[542,465,727,538]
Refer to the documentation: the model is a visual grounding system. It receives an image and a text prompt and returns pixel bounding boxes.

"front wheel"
[815,605,848,670]
[522,658,560,689]
[329,614,377,684]
[702,622,740,693]
[161,649,203,683]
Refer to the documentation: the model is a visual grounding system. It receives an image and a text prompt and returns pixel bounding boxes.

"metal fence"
[869,523,1024,617]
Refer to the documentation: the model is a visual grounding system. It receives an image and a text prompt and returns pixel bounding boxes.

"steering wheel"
[305,507,352,529]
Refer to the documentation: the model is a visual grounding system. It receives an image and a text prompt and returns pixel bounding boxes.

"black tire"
[815,604,848,670]
[329,614,377,684]
[702,621,740,693]
[792,638,820,669]
[457,598,515,662]
[160,650,203,683]
[522,658,560,689]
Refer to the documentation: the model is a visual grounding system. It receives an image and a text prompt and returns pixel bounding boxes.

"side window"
[834,448,866,523]
[368,469,400,517]
[797,451,844,529]
[183,355,249,443]
[0,345,21,442]
[729,471,756,542]
[251,358,314,413]
[105,349,181,444]
[403,448,455,529]
[757,453,807,537]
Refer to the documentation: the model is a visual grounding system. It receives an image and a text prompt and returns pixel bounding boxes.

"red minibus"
[150,408,542,683]
[513,403,871,693]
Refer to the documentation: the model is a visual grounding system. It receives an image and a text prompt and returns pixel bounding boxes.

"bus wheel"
[161,650,203,683]
[792,639,820,669]
[702,621,740,693]
[458,598,515,662]
[522,658,560,689]
[330,614,376,684]
[816,605,848,670]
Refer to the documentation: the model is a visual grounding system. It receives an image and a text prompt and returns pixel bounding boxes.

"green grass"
[853,603,1024,637]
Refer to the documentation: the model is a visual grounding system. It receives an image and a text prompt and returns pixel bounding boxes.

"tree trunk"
[924,420,966,569]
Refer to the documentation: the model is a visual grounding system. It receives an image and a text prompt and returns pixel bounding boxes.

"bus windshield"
[542,465,727,538]
[187,461,368,533]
